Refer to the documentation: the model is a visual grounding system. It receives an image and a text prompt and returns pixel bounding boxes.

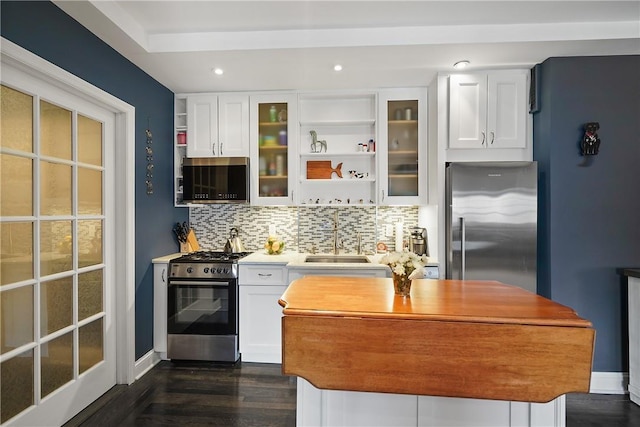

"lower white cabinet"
[153,261,169,359]
[238,264,288,363]
[298,378,566,427]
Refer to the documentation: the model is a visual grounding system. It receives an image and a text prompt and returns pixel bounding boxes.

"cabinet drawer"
[240,265,286,285]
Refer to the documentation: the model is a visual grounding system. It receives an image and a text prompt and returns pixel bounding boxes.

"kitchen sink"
[304,255,370,264]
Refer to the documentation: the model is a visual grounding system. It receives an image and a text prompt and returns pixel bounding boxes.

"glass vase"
[392,273,412,297]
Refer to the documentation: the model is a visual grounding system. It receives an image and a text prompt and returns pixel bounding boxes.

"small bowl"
[263,136,278,147]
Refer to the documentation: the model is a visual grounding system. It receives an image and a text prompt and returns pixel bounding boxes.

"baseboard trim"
[589,371,628,394]
[134,350,162,380]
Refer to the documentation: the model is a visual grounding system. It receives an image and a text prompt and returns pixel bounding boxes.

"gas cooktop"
[173,251,252,263]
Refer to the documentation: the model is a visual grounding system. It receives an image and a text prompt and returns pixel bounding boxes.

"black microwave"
[182,157,249,203]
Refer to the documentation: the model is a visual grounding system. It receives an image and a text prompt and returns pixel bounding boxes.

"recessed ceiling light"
[334,64,343,72]
[453,60,470,70]
[213,68,224,75]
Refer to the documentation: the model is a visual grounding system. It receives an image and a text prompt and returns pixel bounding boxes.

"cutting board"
[186,229,200,251]
[307,161,343,179]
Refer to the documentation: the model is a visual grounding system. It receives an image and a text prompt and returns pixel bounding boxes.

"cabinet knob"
[212,143,216,156]
[220,142,223,155]
[490,132,495,145]
[481,131,486,146]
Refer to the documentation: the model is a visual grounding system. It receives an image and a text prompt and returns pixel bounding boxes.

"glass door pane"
[40,100,71,160]
[0,221,34,285]
[387,100,419,197]
[0,154,33,217]
[40,332,73,398]
[79,318,103,374]
[0,285,34,354]
[40,276,73,337]
[0,85,33,153]
[0,349,34,423]
[258,102,288,198]
[40,161,72,215]
[40,220,73,277]
[78,114,103,166]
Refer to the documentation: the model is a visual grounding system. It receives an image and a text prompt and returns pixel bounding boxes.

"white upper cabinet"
[187,94,249,157]
[449,71,527,149]
[378,88,427,206]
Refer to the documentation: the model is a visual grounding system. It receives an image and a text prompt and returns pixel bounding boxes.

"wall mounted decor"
[145,123,154,195]
[580,122,601,156]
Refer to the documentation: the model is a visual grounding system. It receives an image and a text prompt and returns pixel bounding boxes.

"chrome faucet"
[356,232,362,255]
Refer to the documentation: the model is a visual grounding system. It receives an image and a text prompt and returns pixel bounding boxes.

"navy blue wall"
[1,1,188,359]
[534,56,640,371]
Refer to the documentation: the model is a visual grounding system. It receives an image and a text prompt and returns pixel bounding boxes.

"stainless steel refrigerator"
[445,162,537,293]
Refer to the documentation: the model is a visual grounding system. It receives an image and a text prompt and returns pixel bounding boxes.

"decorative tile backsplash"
[189,205,418,254]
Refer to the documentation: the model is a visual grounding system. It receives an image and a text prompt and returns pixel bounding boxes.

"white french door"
[1,61,117,426]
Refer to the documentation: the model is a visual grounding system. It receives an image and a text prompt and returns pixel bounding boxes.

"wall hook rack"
[145,118,154,194]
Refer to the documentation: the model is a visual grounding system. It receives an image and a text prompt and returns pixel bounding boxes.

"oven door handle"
[168,280,231,287]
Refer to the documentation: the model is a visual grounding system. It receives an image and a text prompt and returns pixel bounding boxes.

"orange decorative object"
[306,160,343,179]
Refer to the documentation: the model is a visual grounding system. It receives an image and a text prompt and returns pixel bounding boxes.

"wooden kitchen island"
[279,277,595,427]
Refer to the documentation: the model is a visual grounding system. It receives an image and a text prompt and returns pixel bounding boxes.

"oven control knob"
[223,268,229,274]
[203,267,209,273]
[186,267,193,274]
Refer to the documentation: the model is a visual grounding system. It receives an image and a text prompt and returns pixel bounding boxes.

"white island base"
[297,378,566,427]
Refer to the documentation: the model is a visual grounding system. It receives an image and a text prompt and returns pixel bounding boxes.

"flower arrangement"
[264,235,285,255]
[380,251,428,297]
[379,250,428,279]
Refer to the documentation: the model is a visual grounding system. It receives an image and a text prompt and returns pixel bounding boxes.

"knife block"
[180,242,193,253]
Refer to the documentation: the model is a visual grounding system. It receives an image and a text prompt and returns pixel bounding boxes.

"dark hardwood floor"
[566,392,640,427]
[64,361,296,427]
[65,361,640,427]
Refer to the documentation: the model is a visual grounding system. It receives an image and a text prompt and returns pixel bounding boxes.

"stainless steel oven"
[167,251,251,362]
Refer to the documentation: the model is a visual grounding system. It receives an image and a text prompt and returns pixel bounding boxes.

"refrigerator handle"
[460,217,466,280]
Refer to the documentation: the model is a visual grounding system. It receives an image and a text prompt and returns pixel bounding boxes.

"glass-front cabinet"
[174,95,188,206]
[250,94,298,205]
[378,89,427,205]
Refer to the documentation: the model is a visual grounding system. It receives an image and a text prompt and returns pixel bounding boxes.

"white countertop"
[239,250,302,264]
[153,250,438,270]
[241,250,438,270]
[151,253,183,263]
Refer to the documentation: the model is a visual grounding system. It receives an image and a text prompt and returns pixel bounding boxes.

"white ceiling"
[54,1,640,93]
